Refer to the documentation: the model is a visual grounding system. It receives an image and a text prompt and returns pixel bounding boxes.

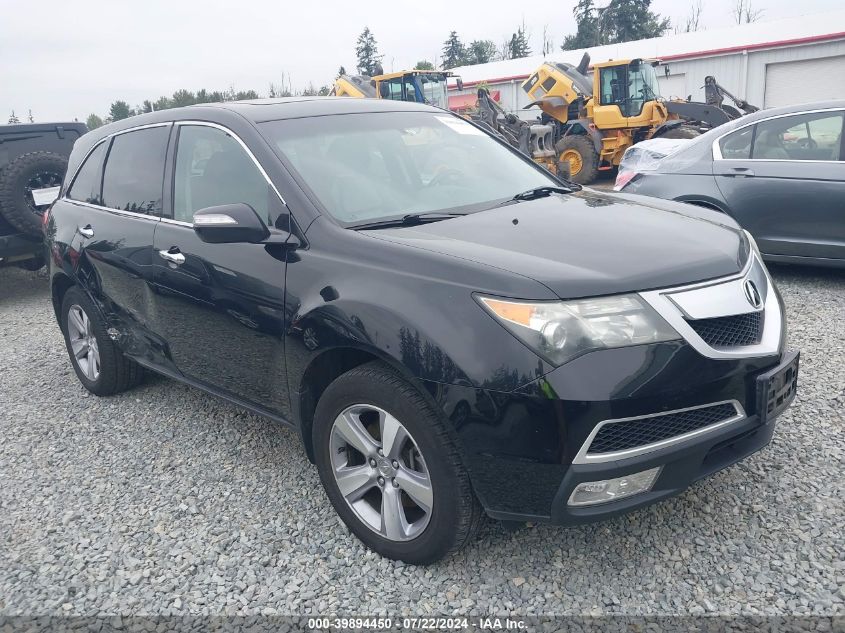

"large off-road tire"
[659,125,700,140]
[555,135,599,185]
[61,286,143,396]
[0,151,68,235]
[313,361,483,564]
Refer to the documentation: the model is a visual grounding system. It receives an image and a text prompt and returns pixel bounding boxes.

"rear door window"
[102,126,170,215]
[751,111,844,161]
[67,141,108,205]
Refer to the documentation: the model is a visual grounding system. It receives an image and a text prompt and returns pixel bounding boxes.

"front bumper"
[548,408,776,525]
[425,344,796,525]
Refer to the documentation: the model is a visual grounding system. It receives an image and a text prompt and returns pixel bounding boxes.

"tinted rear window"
[67,142,108,205]
[102,126,170,215]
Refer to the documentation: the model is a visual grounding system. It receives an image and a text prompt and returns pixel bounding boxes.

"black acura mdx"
[46,98,798,563]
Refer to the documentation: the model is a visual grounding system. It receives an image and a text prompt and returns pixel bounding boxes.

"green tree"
[337,65,347,78]
[465,40,497,65]
[8,111,20,124]
[171,89,196,108]
[355,27,383,76]
[234,89,259,100]
[441,31,465,69]
[414,59,435,70]
[508,24,531,59]
[317,85,332,96]
[109,100,131,121]
[86,113,103,130]
[153,96,172,111]
[605,0,670,43]
[562,0,670,49]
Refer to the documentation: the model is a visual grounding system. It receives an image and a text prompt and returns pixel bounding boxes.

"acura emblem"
[743,279,763,309]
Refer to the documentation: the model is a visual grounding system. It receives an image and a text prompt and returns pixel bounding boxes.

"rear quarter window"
[67,142,108,205]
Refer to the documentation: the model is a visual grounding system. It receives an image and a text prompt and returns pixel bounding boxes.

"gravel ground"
[0,264,843,618]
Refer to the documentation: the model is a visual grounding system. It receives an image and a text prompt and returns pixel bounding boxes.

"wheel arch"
[296,345,432,463]
[51,272,76,327]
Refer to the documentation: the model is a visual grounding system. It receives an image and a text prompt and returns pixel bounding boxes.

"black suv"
[46,98,798,563]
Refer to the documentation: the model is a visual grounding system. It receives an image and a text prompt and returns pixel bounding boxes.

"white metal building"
[447,10,845,118]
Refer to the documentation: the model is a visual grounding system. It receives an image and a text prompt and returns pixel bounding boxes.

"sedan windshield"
[259,111,559,226]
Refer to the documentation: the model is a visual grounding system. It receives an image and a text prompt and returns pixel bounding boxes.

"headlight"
[477,294,680,366]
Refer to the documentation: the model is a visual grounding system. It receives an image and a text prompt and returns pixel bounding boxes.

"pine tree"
[355,27,383,76]
[108,101,131,121]
[562,0,670,50]
[8,111,20,124]
[441,31,465,69]
[508,24,531,59]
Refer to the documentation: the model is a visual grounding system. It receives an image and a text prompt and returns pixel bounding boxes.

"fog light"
[567,466,662,507]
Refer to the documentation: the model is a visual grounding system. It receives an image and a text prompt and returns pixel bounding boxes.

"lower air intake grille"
[588,402,740,455]
[687,311,763,348]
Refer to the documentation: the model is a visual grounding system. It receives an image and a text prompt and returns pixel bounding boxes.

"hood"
[365,190,747,299]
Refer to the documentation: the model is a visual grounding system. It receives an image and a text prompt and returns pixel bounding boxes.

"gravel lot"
[0,264,843,618]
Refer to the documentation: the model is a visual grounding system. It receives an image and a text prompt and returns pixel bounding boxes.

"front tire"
[659,125,700,140]
[61,286,143,396]
[313,362,482,564]
[555,135,599,185]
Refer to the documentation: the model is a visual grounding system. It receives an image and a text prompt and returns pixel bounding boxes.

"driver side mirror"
[193,203,270,244]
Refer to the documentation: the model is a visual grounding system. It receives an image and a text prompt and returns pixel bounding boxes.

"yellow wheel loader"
[522,54,756,184]
[333,69,570,179]
[333,69,461,110]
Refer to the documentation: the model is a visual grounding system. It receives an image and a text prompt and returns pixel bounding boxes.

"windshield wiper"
[512,185,580,201]
[351,212,466,230]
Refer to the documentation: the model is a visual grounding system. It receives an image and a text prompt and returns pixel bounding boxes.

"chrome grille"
[586,402,741,456]
[686,312,763,348]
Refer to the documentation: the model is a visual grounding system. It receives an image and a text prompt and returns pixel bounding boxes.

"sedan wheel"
[67,304,101,381]
[330,404,433,541]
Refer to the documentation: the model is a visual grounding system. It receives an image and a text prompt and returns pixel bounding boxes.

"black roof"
[215,96,434,122]
[88,97,435,139]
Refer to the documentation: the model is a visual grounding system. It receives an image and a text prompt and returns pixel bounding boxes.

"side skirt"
[132,357,298,432]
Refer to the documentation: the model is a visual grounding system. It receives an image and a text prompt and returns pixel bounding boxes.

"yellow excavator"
[522,53,757,183]
[333,68,462,110]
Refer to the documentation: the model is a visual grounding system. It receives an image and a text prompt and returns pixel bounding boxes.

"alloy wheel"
[67,304,100,381]
[330,404,433,541]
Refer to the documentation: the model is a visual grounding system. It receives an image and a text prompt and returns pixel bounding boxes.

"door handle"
[730,167,755,177]
[158,247,185,265]
[78,225,94,239]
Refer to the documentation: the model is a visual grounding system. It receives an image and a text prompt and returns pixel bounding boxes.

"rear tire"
[0,151,68,235]
[61,286,143,396]
[555,135,599,185]
[312,361,482,564]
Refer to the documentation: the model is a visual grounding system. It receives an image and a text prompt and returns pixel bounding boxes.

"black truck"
[0,122,87,270]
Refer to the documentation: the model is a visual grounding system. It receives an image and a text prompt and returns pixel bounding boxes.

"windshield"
[260,111,558,226]
[418,74,449,109]
[628,63,661,116]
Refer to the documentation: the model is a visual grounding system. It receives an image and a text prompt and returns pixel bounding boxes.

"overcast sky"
[1,0,841,122]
